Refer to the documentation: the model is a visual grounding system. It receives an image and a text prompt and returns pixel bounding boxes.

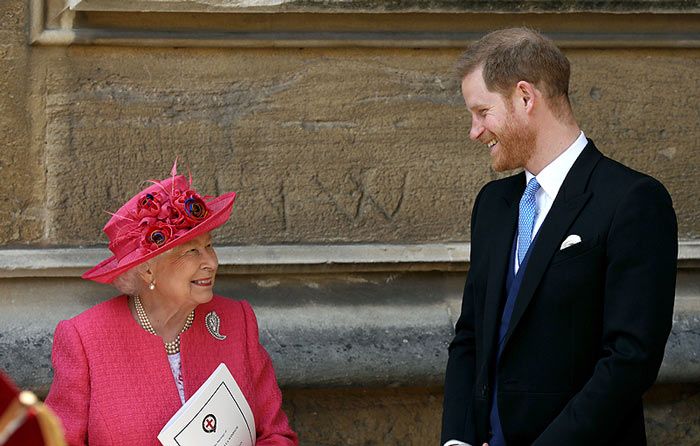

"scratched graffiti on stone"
[312,169,408,223]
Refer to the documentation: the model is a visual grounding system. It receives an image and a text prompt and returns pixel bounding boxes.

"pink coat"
[45,295,298,446]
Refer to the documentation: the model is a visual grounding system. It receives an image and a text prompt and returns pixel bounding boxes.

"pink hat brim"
[82,192,236,284]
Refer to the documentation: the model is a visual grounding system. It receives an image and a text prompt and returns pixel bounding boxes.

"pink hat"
[82,162,236,284]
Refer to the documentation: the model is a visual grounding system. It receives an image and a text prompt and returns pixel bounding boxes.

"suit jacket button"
[481,384,488,397]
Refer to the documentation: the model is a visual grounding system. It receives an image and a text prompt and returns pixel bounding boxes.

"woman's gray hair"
[112,262,151,297]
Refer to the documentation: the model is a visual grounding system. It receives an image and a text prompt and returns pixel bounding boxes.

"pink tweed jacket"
[45,295,298,446]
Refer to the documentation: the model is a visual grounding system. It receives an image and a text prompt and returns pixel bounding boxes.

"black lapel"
[501,141,603,350]
[482,173,524,363]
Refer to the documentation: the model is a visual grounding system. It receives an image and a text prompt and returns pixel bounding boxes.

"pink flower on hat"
[142,221,174,251]
[166,205,188,228]
[136,192,162,218]
[172,190,209,225]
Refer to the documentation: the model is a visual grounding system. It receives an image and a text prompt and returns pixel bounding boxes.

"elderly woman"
[45,164,297,446]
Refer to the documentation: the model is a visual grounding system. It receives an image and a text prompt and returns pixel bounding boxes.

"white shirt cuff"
[444,441,471,446]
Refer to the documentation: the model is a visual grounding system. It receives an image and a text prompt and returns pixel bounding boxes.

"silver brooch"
[205,311,227,340]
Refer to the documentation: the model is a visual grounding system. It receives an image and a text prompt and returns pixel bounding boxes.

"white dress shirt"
[515,131,587,274]
[444,131,587,446]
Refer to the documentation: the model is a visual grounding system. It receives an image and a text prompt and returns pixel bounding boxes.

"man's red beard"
[491,111,536,172]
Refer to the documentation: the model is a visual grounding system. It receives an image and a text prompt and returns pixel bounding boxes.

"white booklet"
[158,363,256,446]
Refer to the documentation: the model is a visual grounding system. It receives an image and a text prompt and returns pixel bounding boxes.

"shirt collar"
[525,131,587,201]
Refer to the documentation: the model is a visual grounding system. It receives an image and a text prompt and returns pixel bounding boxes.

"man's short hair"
[457,28,571,106]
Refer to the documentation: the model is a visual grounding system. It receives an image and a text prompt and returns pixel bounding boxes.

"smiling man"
[441,28,678,446]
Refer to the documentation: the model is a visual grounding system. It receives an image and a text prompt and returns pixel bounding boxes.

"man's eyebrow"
[467,103,487,112]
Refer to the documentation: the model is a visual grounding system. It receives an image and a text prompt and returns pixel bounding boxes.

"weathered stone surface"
[283,387,443,446]
[31,47,699,245]
[280,384,700,445]
[282,0,700,13]
[39,47,468,245]
[2,269,698,393]
[0,0,44,244]
[6,0,699,247]
[45,9,699,51]
[68,0,700,13]
[644,384,700,445]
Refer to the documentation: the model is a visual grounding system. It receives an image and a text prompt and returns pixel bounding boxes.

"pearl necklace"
[134,295,195,355]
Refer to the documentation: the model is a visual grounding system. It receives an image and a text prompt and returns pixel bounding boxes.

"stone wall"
[281,384,700,446]
[3,46,699,245]
[1,0,699,444]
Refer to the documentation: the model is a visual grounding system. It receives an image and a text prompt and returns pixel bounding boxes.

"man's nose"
[469,119,483,141]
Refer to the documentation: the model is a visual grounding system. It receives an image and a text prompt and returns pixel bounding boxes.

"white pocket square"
[560,234,582,250]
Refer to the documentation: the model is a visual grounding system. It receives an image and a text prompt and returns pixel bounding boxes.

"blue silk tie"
[489,177,541,446]
[517,178,540,265]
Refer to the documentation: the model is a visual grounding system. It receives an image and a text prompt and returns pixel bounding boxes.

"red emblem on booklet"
[202,414,217,433]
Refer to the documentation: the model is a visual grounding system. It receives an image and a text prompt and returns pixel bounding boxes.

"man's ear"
[515,80,537,113]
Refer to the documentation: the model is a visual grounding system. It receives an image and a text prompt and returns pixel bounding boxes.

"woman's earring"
[149,281,156,290]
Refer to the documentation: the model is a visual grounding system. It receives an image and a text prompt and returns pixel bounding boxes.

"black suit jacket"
[441,140,678,445]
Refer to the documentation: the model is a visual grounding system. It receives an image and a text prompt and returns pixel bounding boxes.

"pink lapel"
[180,300,222,399]
[179,296,254,403]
